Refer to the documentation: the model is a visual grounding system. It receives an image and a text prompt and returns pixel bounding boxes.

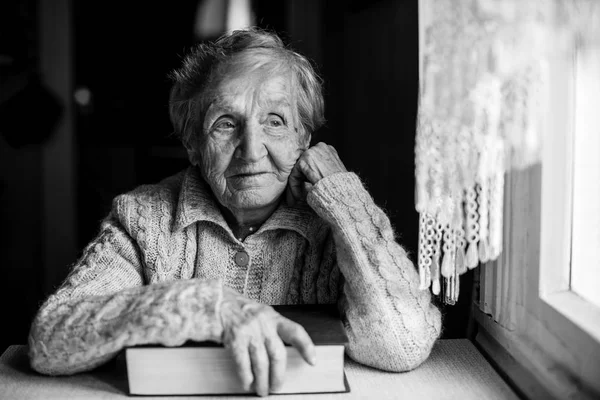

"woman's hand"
[219,289,316,397]
[287,142,347,205]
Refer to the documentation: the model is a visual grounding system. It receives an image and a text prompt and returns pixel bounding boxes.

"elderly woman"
[28,28,441,396]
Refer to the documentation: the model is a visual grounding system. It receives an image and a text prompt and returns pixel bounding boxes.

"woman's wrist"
[307,172,369,225]
[218,287,270,338]
[184,278,226,343]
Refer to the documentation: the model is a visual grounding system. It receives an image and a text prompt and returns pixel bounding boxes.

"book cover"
[124,304,350,396]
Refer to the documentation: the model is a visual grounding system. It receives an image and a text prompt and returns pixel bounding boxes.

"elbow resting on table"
[28,339,61,376]
[352,335,439,372]
[28,309,55,375]
[27,310,108,376]
[347,308,442,372]
[28,326,60,376]
[388,336,439,372]
[385,314,443,372]
[28,330,115,377]
[27,319,69,376]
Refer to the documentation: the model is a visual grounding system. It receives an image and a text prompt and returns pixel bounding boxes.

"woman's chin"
[224,185,285,212]
[227,173,277,190]
[220,175,282,208]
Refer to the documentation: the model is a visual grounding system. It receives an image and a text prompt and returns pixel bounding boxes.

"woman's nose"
[236,123,267,162]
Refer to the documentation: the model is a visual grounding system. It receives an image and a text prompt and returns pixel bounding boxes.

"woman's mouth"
[234,172,268,177]
[227,172,275,188]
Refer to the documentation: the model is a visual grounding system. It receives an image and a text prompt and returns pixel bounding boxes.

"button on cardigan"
[28,166,442,375]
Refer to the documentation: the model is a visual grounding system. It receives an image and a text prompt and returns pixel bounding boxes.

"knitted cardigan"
[28,167,441,375]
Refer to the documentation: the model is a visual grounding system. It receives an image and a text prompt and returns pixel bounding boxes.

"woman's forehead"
[211,71,295,108]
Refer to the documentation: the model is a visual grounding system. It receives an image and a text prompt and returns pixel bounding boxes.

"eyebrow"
[263,97,292,108]
[207,97,235,113]
[208,95,293,113]
[256,91,294,108]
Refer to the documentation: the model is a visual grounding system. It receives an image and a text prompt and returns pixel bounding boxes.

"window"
[570,46,600,311]
[540,43,600,344]
[475,41,600,400]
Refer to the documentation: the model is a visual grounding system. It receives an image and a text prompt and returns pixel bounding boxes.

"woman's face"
[197,68,309,214]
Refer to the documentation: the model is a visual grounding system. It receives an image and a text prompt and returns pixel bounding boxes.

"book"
[124,304,350,396]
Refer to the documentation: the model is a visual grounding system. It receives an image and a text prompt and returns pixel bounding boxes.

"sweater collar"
[173,167,319,243]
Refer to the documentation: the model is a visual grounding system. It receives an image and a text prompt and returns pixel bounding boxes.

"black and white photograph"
[0,0,598,399]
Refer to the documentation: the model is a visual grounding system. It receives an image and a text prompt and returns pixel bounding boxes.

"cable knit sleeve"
[307,172,442,372]
[28,209,225,376]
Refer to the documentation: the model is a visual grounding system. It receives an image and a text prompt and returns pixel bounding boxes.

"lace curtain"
[416,0,600,304]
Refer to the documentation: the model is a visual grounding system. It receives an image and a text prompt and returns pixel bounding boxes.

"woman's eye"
[214,119,236,131]
[267,114,285,128]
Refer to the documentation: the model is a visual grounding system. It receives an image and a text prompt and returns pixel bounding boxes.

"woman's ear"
[186,148,199,166]
[183,135,200,166]
[302,131,312,149]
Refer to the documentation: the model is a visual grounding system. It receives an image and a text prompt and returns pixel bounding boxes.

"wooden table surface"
[0,339,519,399]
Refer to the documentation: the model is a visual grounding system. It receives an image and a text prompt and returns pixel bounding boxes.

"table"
[0,340,519,399]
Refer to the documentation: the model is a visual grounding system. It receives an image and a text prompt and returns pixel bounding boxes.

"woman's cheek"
[199,139,235,183]
[267,137,304,181]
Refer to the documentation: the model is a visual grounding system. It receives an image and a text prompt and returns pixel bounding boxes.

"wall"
[0,0,472,353]
[318,0,473,337]
[0,0,76,352]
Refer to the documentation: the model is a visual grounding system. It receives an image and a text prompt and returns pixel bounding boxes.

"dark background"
[0,0,473,354]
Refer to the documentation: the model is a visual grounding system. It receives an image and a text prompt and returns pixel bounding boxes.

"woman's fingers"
[287,142,346,205]
[296,142,347,185]
[221,295,313,396]
[286,160,308,206]
[229,339,254,391]
[249,340,270,397]
[265,335,287,392]
[277,319,316,366]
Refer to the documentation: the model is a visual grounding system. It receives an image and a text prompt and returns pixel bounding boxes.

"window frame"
[567,44,600,311]
[474,48,600,399]
[539,43,600,345]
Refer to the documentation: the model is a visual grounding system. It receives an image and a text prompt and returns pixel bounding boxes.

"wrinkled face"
[197,68,309,214]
